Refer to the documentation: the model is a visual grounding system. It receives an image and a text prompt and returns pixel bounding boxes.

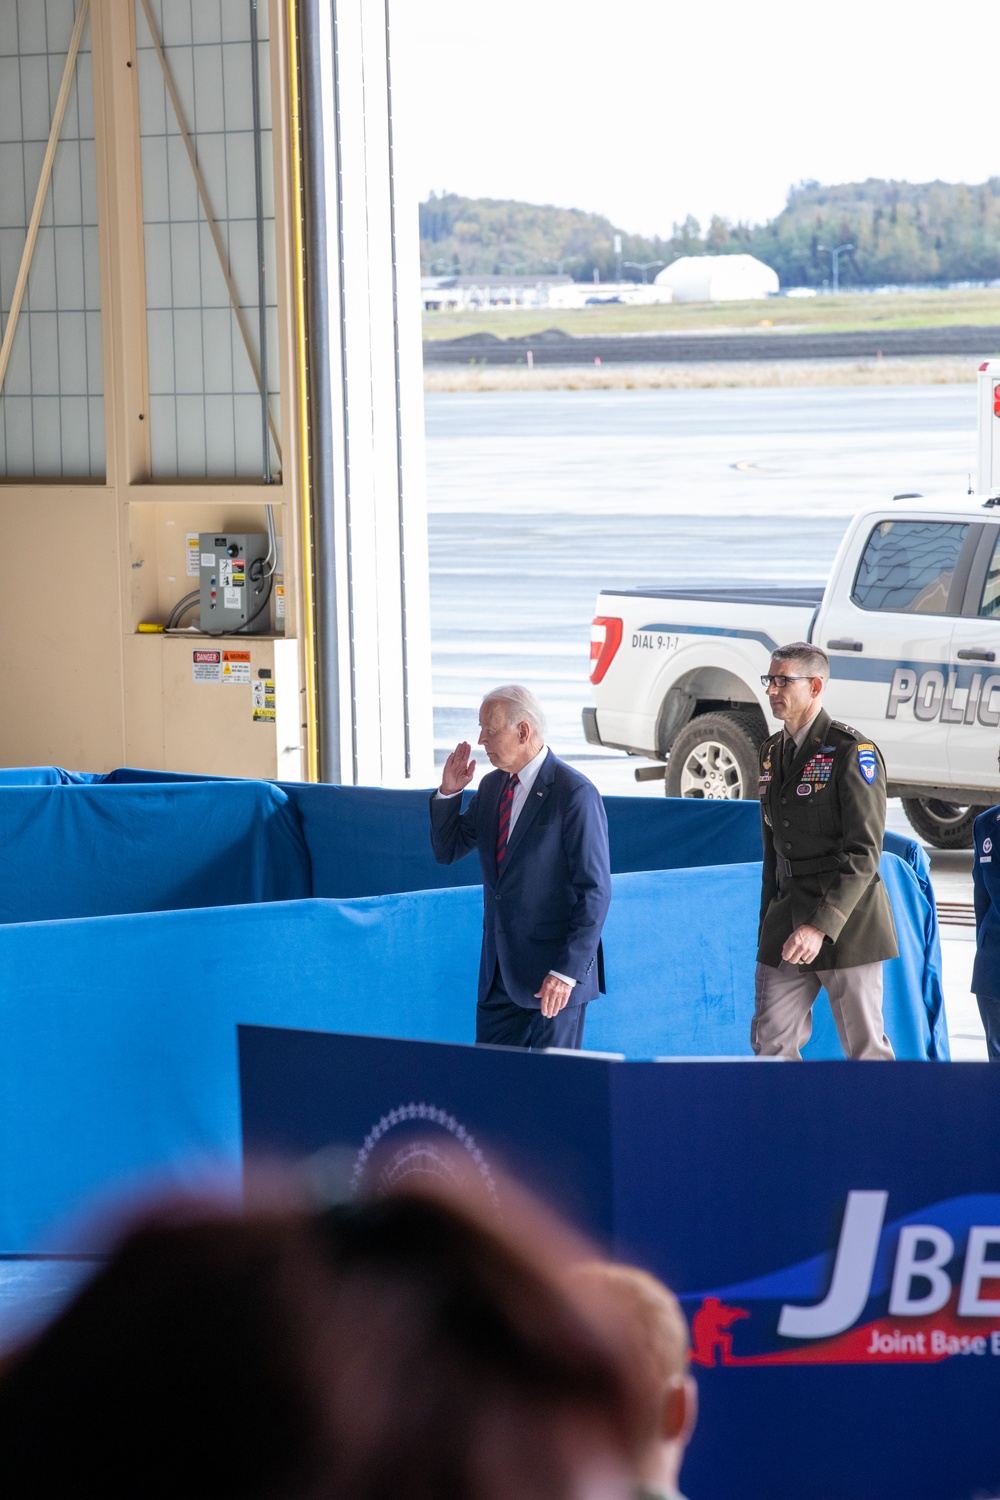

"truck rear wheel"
[664,710,764,800]
[901,797,981,851]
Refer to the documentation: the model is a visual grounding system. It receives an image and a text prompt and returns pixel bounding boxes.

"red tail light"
[590,616,623,684]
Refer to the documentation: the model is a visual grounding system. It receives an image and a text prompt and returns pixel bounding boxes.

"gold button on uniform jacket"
[757,707,899,971]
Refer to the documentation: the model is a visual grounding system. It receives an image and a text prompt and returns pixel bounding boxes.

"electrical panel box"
[198,533,271,634]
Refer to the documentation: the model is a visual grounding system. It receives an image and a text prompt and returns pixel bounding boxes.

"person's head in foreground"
[0,1176,645,1500]
[573,1262,697,1500]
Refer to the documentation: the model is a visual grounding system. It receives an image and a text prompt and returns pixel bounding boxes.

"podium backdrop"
[240,1027,1000,1500]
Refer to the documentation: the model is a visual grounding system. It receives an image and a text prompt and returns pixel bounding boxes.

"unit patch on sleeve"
[856,743,877,784]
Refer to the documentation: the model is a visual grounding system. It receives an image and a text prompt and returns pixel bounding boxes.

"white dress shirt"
[437,744,576,990]
[505,742,549,834]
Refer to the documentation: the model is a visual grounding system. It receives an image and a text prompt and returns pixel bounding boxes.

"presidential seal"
[351,1102,499,1210]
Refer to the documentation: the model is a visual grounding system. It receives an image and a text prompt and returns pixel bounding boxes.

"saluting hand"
[440,741,476,796]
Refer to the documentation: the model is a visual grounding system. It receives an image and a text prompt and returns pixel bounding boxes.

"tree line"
[419,179,1000,287]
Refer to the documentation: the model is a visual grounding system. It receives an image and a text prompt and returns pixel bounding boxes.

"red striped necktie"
[495,773,520,866]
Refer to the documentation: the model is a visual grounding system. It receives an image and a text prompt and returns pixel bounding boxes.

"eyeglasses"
[760,674,812,689]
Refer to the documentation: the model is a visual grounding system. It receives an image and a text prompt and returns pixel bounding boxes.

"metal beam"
[0,0,91,397]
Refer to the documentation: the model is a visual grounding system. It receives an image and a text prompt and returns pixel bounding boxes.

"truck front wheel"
[901,797,981,850]
[664,710,764,801]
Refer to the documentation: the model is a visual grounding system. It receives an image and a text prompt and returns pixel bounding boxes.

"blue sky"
[391,0,997,236]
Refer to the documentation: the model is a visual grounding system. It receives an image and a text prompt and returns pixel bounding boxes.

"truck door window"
[852,520,969,615]
[979,531,1000,618]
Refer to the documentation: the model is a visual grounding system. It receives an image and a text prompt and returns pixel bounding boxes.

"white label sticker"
[200,552,215,569]
[220,559,232,586]
[192,650,223,684]
[224,587,241,610]
[275,583,285,619]
[187,534,201,576]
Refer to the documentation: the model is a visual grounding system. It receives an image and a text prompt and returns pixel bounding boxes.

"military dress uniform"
[972,807,1000,1061]
[754,707,898,1060]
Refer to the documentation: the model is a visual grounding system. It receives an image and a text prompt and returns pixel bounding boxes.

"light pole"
[817,241,854,295]
[624,259,666,284]
[541,255,580,276]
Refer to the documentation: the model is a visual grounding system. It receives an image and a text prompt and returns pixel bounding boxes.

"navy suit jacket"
[429,749,611,1009]
[973,806,1000,1000]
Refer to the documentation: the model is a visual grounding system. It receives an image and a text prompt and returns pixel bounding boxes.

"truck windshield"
[852,520,969,615]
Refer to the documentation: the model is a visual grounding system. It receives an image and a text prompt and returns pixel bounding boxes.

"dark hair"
[0,1183,642,1500]
[311,1187,643,1500]
[771,640,829,679]
[0,1209,335,1500]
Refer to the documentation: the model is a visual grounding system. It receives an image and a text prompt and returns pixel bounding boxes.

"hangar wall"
[0,0,431,785]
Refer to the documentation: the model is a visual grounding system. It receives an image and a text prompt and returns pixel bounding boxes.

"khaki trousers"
[752,959,895,1061]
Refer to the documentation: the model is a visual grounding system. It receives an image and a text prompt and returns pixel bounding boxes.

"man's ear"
[661,1373,698,1445]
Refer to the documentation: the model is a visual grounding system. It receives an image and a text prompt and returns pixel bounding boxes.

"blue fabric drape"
[0,775,946,1052]
[0,766,102,785]
[0,850,941,1254]
[0,783,310,922]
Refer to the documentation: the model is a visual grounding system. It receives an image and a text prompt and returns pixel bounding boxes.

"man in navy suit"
[430,685,611,1049]
[973,799,1000,1061]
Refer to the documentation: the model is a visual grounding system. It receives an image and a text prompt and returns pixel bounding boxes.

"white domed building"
[654,253,779,302]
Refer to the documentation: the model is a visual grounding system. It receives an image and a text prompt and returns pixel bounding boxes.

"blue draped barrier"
[0,849,943,1253]
[0,782,310,922]
[588,852,948,1062]
[0,766,100,785]
[105,775,768,891]
[0,777,945,1055]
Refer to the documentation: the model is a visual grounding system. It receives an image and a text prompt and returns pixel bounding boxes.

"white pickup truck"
[584,494,1000,847]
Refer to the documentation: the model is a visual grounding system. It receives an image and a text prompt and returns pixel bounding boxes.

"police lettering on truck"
[886,666,1000,726]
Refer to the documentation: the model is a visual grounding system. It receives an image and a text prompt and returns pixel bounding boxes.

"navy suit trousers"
[976,997,1000,1061]
[476,967,587,1050]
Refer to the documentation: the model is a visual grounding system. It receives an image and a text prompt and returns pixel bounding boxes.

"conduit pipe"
[285,0,320,782]
[298,0,343,784]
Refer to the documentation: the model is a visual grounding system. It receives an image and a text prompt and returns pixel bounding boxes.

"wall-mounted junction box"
[199,533,271,634]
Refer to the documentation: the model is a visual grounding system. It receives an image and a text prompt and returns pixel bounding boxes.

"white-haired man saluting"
[431,685,611,1049]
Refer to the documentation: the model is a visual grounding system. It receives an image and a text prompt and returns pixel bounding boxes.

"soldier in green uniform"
[753,641,898,1060]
